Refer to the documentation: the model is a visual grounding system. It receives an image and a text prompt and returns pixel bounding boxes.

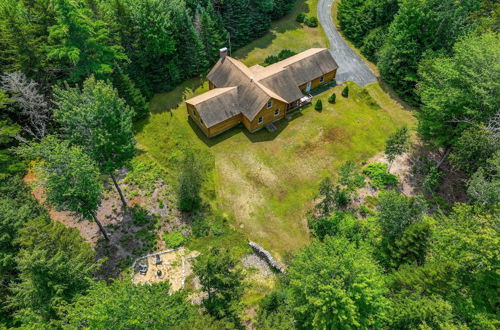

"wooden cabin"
[186,48,338,138]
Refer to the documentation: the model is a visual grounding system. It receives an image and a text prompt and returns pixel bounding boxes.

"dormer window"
[267,100,273,108]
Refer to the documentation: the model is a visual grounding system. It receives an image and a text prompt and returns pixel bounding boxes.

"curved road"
[318,0,377,86]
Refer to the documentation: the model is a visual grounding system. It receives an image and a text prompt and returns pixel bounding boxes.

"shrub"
[315,99,322,111]
[328,93,336,104]
[305,16,318,27]
[359,204,375,217]
[342,85,349,97]
[264,49,297,66]
[296,12,306,23]
[422,166,442,193]
[132,206,151,226]
[163,231,186,248]
[192,215,226,237]
[363,163,398,189]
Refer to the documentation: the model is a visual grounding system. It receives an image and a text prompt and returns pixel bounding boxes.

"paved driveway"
[317,0,377,86]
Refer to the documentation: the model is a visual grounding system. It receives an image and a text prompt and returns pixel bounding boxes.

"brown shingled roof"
[185,87,239,128]
[187,48,338,128]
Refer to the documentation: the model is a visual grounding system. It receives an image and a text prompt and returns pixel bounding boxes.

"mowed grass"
[134,0,415,259]
[234,0,328,66]
[136,82,415,259]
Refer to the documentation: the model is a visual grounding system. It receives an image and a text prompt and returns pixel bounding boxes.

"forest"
[0,0,499,328]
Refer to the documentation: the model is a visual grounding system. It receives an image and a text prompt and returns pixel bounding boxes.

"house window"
[274,109,280,116]
[200,118,204,125]
[258,116,264,124]
[267,100,273,108]
[319,75,324,83]
[193,111,197,118]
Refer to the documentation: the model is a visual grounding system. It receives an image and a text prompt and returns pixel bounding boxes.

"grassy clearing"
[136,82,415,259]
[134,0,415,259]
[234,0,328,66]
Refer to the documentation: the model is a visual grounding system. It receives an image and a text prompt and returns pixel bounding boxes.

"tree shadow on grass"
[149,77,205,115]
[233,0,312,60]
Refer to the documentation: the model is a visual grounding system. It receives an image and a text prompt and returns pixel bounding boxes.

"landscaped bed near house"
[136,80,415,259]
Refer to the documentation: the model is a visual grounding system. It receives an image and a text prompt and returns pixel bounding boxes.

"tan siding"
[299,69,337,92]
[248,98,287,132]
[208,114,242,137]
[186,103,210,136]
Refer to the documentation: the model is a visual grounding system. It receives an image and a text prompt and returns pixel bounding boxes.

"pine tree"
[199,4,225,62]
[342,85,349,97]
[174,9,208,77]
[315,99,322,110]
[47,0,126,83]
[328,93,336,104]
[112,67,149,120]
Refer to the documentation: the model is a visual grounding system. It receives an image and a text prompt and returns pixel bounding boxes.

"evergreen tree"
[47,0,126,83]
[8,217,96,323]
[0,1,50,83]
[178,150,206,211]
[112,67,149,120]
[328,93,336,104]
[173,8,208,77]
[53,76,135,208]
[193,247,244,325]
[0,176,46,325]
[391,219,432,267]
[199,4,225,62]
[342,85,349,97]
[314,99,322,110]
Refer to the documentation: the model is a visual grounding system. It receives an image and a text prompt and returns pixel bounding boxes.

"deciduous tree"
[19,136,108,240]
[385,126,409,170]
[61,279,193,329]
[417,32,500,147]
[54,76,135,208]
[286,237,390,328]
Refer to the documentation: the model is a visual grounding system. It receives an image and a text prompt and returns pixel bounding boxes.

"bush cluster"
[296,12,318,27]
[363,163,398,189]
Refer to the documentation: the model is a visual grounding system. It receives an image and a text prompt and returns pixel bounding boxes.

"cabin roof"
[188,48,338,127]
[186,87,239,128]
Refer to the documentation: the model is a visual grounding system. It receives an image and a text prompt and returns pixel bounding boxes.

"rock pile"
[248,241,286,274]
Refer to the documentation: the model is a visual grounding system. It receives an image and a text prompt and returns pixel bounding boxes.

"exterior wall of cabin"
[208,81,215,90]
[187,103,241,138]
[186,103,210,136]
[208,113,242,137]
[244,98,287,132]
[299,69,337,92]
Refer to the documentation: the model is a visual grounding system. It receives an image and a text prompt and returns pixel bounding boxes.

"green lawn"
[234,0,328,66]
[136,82,415,259]
[134,0,415,259]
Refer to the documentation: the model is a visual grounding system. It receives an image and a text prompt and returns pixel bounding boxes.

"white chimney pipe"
[220,47,228,59]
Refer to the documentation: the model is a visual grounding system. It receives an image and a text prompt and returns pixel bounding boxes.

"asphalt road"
[317,0,377,86]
